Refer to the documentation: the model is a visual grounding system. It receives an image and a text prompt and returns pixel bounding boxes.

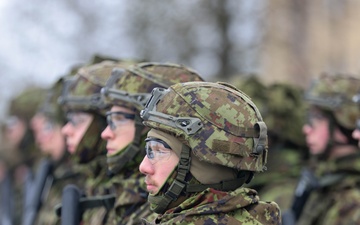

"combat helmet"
[101,62,204,174]
[265,83,306,148]
[140,81,268,213]
[38,76,70,125]
[304,73,360,154]
[59,60,136,163]
[7,86,47,166]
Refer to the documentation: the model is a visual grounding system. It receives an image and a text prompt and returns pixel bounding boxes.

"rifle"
[55,186,115,225]
[282,167,319,225]
[1,171,14,225]
[22,159,54,225]
[59,184,83,225]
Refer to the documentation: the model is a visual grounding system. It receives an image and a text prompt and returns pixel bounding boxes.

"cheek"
[114,124,136,148]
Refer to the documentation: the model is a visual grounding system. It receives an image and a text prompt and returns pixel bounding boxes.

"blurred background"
[1,0,360,120]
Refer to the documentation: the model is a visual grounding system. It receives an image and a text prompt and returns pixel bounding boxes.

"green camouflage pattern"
[60,60,135,115]
[265,83,306,147]
[79,155,114,224]
[8,86,47,122]
[100,63,204,223]
[142,82,268,172]
[231,75,268,116]
[247,147,304,210]
[38,75,70,125]
[102,62,204,111]
[297,152,360,225]
[71,113,107,164]
[142,187,280,224]
[105,167,148,225]
[8,87,48,167]
[59,60,135,163]
[35,156,86,225]
[305,73,360,130]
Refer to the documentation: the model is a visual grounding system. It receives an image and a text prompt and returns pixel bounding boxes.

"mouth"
[66,144,75,153]
[145,179,156,193]
[106,147,117,155]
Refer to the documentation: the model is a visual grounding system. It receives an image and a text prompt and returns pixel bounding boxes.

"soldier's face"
[32,113,65,160]
[101,106,136,156]
[61,112,93,154]
[5,116,26,149]
[139,137,179,194]
[302,109,330,155]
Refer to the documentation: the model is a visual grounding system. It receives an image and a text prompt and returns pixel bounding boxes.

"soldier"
[352,90,360,147]
[30,76,85,225]
[100,62,204,224]
[139,81,281,224]
[59,59,136,224]
[254,83,307,210]
[0,87,46,225]
[284,74,360,225]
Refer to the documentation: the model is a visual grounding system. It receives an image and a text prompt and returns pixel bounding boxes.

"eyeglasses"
[39,120,56,133]
[66,112,92,127]
[145,137,172,164]
[106,111,135,130]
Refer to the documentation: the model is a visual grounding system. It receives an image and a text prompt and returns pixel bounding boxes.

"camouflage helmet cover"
[8,87,47,122]
[264,83,306,147]
[141,81,268,172]
[38,76,70,124]
[101,62,204,111]
[305,73,360,130]
[59,60,135,115]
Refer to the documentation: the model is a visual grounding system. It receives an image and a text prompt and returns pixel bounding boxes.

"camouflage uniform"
[297,155,360,225]
[292,74,360,225]
[253,83,306,210]
[234,77,307,210]
[101,62,204,225]
[0,87,46,225]
[140,82,281,224]
[59,60,136,224]
[34,76,86,225]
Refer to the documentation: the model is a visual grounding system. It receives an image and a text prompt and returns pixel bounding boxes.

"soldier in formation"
[139,81,281,224]
[283,74,360,225]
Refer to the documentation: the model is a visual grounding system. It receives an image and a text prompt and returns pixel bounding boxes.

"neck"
[329,144,358,160]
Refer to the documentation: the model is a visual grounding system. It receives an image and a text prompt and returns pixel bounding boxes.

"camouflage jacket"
[142,187,281,225]
[297,152,360,225]
[79,155,114,225]
[35,157,85,225]
[105,169,150,225]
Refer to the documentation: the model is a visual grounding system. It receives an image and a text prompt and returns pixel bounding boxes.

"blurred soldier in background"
[234,76,307,209]
[29,75,85,225]
[139,81,281,224]
[352,90,360,147]
[59,59,136,224]
[100,62,204,224]
[253,83,307,210]
[0,87,46,225]
[283,74,360,225]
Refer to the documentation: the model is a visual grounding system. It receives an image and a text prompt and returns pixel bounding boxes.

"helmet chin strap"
[107,114,144,176]
[148,142,254,214]
[319,114,351,161]
[148,144,191,214]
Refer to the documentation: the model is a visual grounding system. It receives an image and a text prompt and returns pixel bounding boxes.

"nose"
[101,125,114,140]
[139,156,154,175]
[352,129,360,140]
[61,122,72,137]
[302,124,312,135]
